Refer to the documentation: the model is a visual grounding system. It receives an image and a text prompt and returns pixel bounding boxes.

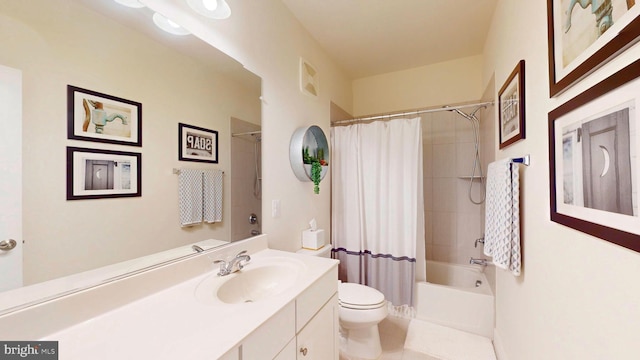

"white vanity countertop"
[0,239,228,314]
[41,248,338,360]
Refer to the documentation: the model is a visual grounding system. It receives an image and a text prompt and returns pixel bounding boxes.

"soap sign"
[186,131,213,156]
[179,123,218,163]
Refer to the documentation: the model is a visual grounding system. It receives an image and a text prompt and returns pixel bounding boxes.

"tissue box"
[302,229,325,250]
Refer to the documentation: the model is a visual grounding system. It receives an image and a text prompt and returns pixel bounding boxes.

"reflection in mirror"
[0,0,261,313]
[231,119,262,241]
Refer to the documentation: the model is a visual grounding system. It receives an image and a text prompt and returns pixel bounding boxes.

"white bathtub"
[414,260,495,338]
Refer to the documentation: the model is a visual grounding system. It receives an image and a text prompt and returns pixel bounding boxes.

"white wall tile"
[432,212,456,246]
[431,112,456,144]
[432,178,456,212]
[433,143,456,178]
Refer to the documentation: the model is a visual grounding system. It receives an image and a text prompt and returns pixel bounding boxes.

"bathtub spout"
[469,257,489,266]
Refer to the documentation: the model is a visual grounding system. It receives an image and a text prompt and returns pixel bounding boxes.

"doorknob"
[0,239,17,251]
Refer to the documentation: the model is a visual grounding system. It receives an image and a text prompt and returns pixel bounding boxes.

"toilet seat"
[338,283,386,310]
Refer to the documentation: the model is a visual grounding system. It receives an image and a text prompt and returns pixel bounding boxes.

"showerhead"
[453,108,474,121]
[443,105,485,122]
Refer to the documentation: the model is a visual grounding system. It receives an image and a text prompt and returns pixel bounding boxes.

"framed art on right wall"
[548,58,640,253]
[498,60,525,149]
[547,0,640,96]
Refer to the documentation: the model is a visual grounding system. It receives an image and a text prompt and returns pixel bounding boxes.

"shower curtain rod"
[231,130,261,137]
[331,101,494,126]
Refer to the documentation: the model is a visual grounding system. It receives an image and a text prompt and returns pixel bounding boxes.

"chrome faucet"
[469,257,489,266]
[214,250,251,276]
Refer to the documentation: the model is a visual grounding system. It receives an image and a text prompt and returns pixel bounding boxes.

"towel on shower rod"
[203,169,223,223]
[484,158,521,276]
[178,169,204,227]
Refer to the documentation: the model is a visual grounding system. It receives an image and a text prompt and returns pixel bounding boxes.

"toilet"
[337,282,387,359]
[296,246,388,360]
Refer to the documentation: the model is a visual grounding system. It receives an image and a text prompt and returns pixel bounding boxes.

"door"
[0,64,23,291]
[581,108,633,215]
[85,160,115,190]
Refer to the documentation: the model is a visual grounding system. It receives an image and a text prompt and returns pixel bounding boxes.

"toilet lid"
[338,283,386,309]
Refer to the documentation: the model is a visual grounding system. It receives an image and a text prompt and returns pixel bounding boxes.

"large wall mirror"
[0,0,261,313]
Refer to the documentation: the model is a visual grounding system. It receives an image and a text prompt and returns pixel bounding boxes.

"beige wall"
[484,1,640,358]
[352,55,483,116]
[0,1,260,284]
[144,0,353,253]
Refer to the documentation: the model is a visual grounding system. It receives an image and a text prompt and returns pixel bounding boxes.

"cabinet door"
[273,339,296,360]
[297,294,338,360]
[243,302,295,359]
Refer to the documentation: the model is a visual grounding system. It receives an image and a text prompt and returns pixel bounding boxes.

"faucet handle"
[213,259,228,276]
[235,250,251,270]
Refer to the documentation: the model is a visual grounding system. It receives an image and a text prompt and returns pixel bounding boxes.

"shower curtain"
[331,117,424,316]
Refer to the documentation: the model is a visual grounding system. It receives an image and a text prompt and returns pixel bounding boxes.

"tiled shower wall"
[422,110,486,265]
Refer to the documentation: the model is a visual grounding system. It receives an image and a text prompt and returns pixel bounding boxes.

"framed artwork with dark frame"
[67,147,142,200]
[547,0,640,97]
[67,85,142,146]
[178,123,219,163]
[548,59,640,253]
[498,60,526,149]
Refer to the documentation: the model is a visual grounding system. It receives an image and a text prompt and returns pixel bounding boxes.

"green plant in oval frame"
[311,160,322,194]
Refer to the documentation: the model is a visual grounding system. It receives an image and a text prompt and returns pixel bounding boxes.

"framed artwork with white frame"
[498,60,526,149]
[67,147,142,200]
[178,123,219,163]
[67,85,142,146]
[547,0,640,96]
[548,58,640,253]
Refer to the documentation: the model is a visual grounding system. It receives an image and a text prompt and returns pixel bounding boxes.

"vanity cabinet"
[271,294,338,360]
[227,266,338,360]
[219,348,240,360]
[295,293,338,359]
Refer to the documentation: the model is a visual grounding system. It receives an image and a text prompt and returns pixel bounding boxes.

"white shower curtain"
[331,117,424,315]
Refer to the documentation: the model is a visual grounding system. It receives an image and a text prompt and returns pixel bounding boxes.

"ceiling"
[281,0,499,79]
[78,0,260,90]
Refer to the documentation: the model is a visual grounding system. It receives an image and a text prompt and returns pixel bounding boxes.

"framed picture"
[67,147,141,200]
[178,123,219,163]
[548,58,640,253]
[498,60,526,149]
[67,85,142,146]
[547,0,640,97]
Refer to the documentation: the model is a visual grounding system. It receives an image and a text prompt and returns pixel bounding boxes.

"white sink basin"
[195,256,307,304]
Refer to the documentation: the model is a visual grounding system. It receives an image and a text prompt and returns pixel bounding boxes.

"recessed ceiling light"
[187,0,231,19]
[113,0,145,8]
[152,13,190,36]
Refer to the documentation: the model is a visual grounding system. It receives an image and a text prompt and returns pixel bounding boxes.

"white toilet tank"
[296,244,332,258]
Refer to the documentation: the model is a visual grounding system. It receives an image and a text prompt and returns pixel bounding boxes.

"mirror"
[0,0,261,313]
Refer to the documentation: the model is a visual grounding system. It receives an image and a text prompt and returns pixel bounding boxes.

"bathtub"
[414,260,495,338]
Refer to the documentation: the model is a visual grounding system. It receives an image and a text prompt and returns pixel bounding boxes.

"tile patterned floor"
[340,315,497,360]
[377,316,439,360]
[376,315,496,360]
